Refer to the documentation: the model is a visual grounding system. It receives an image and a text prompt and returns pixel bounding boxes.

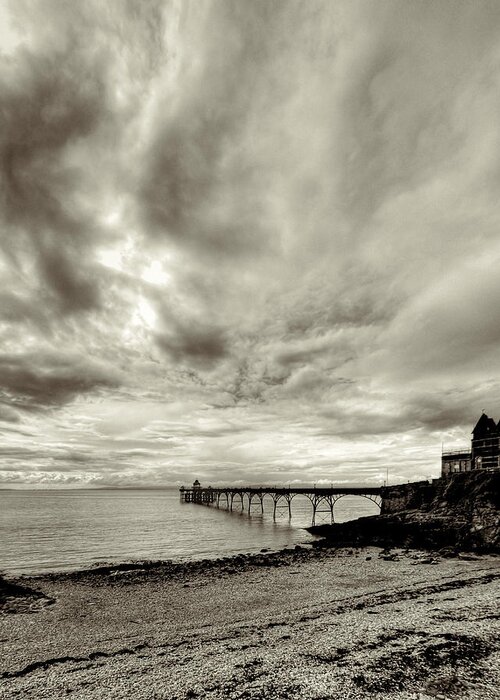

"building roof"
[472,413,498,438]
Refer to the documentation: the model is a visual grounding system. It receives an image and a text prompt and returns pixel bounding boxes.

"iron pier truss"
[180,484,382,526]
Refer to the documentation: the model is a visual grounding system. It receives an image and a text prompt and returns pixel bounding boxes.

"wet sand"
[1,547,499,699]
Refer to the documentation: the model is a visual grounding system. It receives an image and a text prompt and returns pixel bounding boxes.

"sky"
[1,0,500,489]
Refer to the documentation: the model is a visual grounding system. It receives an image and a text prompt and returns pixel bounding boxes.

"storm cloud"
[1,0,500,487]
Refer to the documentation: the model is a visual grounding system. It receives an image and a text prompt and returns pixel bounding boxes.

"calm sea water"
[0,489,379,575]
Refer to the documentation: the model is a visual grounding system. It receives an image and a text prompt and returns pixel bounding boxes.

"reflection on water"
[0,489,379,575]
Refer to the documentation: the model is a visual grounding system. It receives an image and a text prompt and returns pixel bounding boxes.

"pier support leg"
[272,494,293,521]
[310,495,336,526]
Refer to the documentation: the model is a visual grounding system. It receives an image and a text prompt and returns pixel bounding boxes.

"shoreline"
[2,545,499,699]
[2,535,318,580]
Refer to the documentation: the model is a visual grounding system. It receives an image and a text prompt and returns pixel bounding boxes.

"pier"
[180,482,383,525]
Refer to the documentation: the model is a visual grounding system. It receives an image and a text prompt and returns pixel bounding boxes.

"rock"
[307,471,500,553]
[415,557,438,565]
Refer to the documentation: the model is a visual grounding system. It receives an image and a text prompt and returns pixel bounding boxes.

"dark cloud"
[0,0,165,317]
[0,43,107,312]
[151,290,230,370]
[0,351,122,408]
[223,360,288,405]
[316,384,500,440]
[156,322,228,369]
[400,386,500,433]
[372,264,500,381]
[281,267,399,335]
[138,1,287,257]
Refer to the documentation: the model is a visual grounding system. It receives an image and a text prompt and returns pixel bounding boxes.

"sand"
[1,547,499,699]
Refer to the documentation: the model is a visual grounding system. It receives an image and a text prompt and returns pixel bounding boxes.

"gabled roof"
[472,413,498,437]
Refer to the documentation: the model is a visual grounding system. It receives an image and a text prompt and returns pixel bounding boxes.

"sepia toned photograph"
[0,1,499,698]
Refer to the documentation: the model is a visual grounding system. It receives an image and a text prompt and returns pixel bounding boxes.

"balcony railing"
[442,448,471,457]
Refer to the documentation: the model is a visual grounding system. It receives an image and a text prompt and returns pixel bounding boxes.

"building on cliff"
[441,412,500,476]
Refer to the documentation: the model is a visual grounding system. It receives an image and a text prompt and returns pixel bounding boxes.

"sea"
[0,489,380,575]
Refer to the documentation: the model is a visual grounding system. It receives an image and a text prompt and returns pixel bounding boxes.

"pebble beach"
[1,547,499,700]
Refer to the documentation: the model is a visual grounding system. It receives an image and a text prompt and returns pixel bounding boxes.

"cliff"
[309,470,500,552]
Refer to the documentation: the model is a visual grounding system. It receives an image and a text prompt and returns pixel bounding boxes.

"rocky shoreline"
[308,510,499,553]
[0,544,320,614]
[310,471,500,553]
